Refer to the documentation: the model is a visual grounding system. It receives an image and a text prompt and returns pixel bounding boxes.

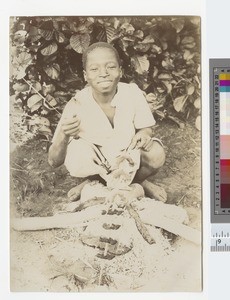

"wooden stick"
[138,211,201,245]
[11,206,102,231]
[73,197,105,212]
[126,204,155,245]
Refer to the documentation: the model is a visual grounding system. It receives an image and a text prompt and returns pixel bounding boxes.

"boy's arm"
[48,95,81,168]
[48,115,81,167]
[129,127,153,152]
[48,128,70,168]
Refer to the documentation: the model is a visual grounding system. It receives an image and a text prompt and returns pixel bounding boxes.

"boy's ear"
[83,70,87,82]
[119,67,123,78]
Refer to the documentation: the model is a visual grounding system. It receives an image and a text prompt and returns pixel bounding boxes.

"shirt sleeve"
[131,83,156,129]
[51,97,78,143]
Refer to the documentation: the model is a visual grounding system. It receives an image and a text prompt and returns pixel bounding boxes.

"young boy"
[48,42,165,191]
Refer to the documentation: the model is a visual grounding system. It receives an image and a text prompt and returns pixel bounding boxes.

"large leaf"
[13,30,27,44]
[105,26,117,43]
[38,125,52,136]
[13,52,33,68]
[190,17,200,26]
[120,23,135,35]
[28,116,52,136]
[30,81,42,94]
[54,31,65,43]
[12,82,29,92]
[195,115,201,131]
[28,26,41,42]
[141,35,155,44]
[38,28,54,40]
[45,94,58,108]
[134,44,151,52]
[12,66,27,80]
[173,95,188,112]
[12,52,33,79]
[183,50,194,61]
[70,34,90,54]
[163,81,173,93]
[183,42,196,49]
[134,30,144,39]
[42,83,56,96]
[162,58,174,70]
[96,28,107,42]
[151,44,162,54]
[27,94,43,112]
[171,18,185,33]
[161,40,168,50]
[152,66,158,78]
[187,84,195,95]
[75,24,90,34]
[40,42,58,56]
[131,55,150,75]
[30,116,50,127]
[145,92,157,103]
[118,39,129,52]
[181,36,195,45]
[158,73,172,80]
[194,97,201,109]
[44,63,60,79]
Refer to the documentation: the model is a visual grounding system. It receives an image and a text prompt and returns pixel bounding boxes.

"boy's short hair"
[82,42,121,70]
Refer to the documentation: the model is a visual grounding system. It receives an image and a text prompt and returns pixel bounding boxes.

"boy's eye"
[107,64,116,69]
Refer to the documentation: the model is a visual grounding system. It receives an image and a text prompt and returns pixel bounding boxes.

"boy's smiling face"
[83,47,122,95]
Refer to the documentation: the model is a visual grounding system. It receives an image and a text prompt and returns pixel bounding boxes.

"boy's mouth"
[98,80,112,84]
[97,80,113,87]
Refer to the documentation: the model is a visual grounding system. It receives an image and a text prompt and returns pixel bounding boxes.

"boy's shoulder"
[118,82,144,99]
[68,85,91,104]
[118,81,140,91]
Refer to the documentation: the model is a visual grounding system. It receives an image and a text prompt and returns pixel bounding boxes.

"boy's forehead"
[87,47,118,62]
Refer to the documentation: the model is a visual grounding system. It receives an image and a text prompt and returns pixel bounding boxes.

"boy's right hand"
[61,115,81,138]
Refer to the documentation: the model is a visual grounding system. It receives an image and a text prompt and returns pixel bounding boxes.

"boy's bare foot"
[141,180,167,202]
[63,201,80,212]
[67,179,91,201]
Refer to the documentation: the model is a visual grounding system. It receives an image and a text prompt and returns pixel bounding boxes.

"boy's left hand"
[129,129,153,152]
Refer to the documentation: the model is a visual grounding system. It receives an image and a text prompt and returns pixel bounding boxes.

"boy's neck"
[92,89,117,105]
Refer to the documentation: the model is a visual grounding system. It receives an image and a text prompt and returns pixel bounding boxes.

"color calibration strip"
[219,73,230,209]
[210,59,230,223]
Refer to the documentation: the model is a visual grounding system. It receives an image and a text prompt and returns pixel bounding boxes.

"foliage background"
[9,16,201,145]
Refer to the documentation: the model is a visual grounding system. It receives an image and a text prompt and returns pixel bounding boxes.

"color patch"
[219,73,230,208]
[220,160,230,183]
[220,86,230,92]
[219,73,230,80]
[220,80,230,86]
[221,184,230,208]
[220,135,230,159]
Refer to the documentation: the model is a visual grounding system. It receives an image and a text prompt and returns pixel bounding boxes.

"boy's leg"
[64,138,102,178]
[134,140,167,202]
[134,140,165,183]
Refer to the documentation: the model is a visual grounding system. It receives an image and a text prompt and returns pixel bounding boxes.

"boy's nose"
[99,67,109,77]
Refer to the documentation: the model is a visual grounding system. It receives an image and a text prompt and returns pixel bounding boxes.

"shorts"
[64,137,164,178]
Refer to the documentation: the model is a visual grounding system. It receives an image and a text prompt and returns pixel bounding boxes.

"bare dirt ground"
[10,119,202,292]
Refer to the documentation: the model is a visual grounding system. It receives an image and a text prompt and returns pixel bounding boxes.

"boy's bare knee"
[141,141,165,169]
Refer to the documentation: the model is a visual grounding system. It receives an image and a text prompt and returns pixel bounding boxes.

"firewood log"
[136,206,201,245]
[11,206,102,231]
[126,204,156,244]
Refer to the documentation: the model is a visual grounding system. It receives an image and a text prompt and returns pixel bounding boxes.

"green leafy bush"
[10,16,201,144]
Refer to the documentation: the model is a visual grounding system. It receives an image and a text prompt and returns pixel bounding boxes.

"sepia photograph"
[10,15,202,292]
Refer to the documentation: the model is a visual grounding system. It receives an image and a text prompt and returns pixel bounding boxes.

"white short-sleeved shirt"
[53,82,155,160]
